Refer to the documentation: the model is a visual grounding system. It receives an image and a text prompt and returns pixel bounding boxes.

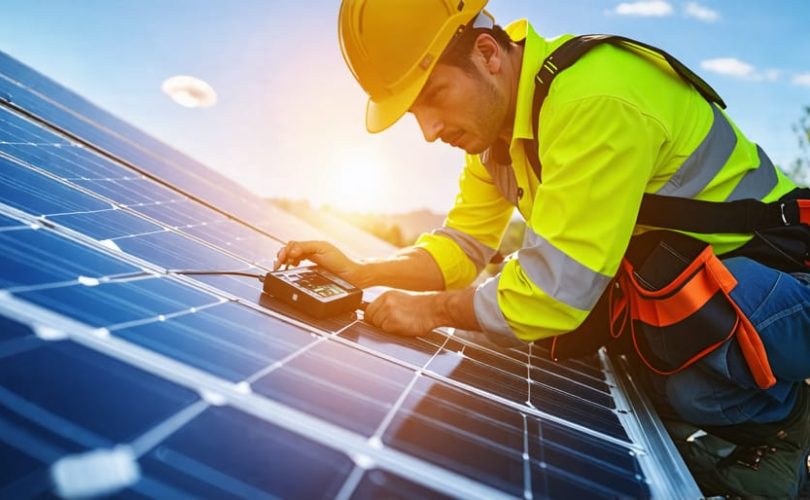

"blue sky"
[1,0,808,213]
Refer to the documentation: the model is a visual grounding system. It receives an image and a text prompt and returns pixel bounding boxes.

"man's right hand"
[273,240,367,287]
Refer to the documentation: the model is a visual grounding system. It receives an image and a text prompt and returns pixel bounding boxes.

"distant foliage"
[784,105,810,186]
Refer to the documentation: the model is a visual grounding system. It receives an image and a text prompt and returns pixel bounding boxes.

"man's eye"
[426,86,444,104]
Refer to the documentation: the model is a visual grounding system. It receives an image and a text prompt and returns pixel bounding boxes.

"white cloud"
[613,1,673,17]
[684,2,720,22]
[792,73,810,87]
[701,58,755,78]
[161,75,217,108]
[700,58,783,83]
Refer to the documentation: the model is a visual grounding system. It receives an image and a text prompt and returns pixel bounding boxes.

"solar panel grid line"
[306,319,635,448]
[0,294,514,500]
[445,333,614,404]
[597,351,702,498]
[0,335,41,360]
[100,299,227,333]
[242,316,362,384]
[525,343,535,409]
[333,465,367,500]
[521,413,533,499]
[418,369,637,452]
[367,334,452,444]
[0,384,109,455]
[127,400,209,458]
[439,341,616,414]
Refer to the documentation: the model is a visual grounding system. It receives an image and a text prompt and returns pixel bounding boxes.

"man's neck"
[497,42,525,144]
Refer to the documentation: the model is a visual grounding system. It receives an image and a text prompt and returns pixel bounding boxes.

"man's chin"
[459,140,488,155]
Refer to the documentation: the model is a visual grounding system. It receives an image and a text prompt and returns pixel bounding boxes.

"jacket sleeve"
[474,95,669,341]
[414,153,514,289]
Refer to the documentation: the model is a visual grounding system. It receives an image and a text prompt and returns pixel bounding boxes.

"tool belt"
[538,189,810,390]
[609,231,775,389]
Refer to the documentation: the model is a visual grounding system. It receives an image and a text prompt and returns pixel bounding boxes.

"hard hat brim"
[364,67,431,133]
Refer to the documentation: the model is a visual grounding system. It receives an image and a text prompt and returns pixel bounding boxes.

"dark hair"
[438,24,514,74]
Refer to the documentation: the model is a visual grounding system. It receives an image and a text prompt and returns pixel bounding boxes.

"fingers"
[273,240,328,270]
[364,294,387,327]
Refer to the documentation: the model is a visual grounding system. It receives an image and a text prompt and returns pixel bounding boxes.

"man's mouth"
[442,130,464,147]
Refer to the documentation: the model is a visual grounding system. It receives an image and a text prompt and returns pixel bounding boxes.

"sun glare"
[320,147,390,213]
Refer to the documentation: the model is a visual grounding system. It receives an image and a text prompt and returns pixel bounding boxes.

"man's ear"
[474,33,502,74]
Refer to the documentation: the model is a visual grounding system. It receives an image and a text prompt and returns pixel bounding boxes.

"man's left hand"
[363,290,443,337]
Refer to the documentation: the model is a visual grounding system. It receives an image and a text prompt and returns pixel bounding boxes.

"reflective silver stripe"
[725,145,779,201]
[433,226,497,272]
[656,105,737,198]
[519,230,612,311]
[473,275,515,339]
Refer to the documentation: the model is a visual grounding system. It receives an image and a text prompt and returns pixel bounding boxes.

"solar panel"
[0,50,701,498]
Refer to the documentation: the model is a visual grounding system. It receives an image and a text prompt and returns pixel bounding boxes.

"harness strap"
[524,34,726,182]
[637,194,810,233]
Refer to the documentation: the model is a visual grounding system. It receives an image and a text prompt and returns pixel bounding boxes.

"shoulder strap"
[523,34,726,183]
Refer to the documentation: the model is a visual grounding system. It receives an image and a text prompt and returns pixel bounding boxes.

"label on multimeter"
[262,266,363,318]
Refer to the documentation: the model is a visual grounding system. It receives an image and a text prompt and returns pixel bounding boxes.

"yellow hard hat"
[339,0,489,133]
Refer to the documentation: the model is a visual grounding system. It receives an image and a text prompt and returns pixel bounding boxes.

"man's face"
[409,60,508,155]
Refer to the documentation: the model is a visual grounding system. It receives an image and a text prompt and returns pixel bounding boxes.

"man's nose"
[414,110,443,143]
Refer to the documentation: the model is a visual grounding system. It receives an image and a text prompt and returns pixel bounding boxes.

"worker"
[274,1,810,495]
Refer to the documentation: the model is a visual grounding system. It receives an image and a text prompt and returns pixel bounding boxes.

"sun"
[320,147,390,213]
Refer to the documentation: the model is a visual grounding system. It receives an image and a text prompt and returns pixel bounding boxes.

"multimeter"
[262,266,364,318]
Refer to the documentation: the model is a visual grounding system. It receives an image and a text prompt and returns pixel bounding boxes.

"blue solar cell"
[385,385,526,495]
[352,470,452,500]
[0,155,111,215]
[0,341,199,443]
[0,442,46,492]
[72,179,155,206]
[0,214,24,227]
[252,339,415,436]
[0,228,137,289]
[111,231,249,270]
[139,405,354,498]
[0,315,34,341]
[18,277,219,327]
[339,321,450,367]
[114,302,316,382]
[48,209,164,241]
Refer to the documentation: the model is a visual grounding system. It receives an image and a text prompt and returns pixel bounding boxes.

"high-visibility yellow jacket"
[415,20,797,342]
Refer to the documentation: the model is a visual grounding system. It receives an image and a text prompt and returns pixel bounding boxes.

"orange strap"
[704,261,777,389]
[798,199,810,226]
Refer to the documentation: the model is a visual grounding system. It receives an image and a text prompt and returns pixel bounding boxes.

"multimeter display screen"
[291,272,347,298]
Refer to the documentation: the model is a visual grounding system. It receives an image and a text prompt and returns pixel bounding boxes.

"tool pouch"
[611,231,776,389]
